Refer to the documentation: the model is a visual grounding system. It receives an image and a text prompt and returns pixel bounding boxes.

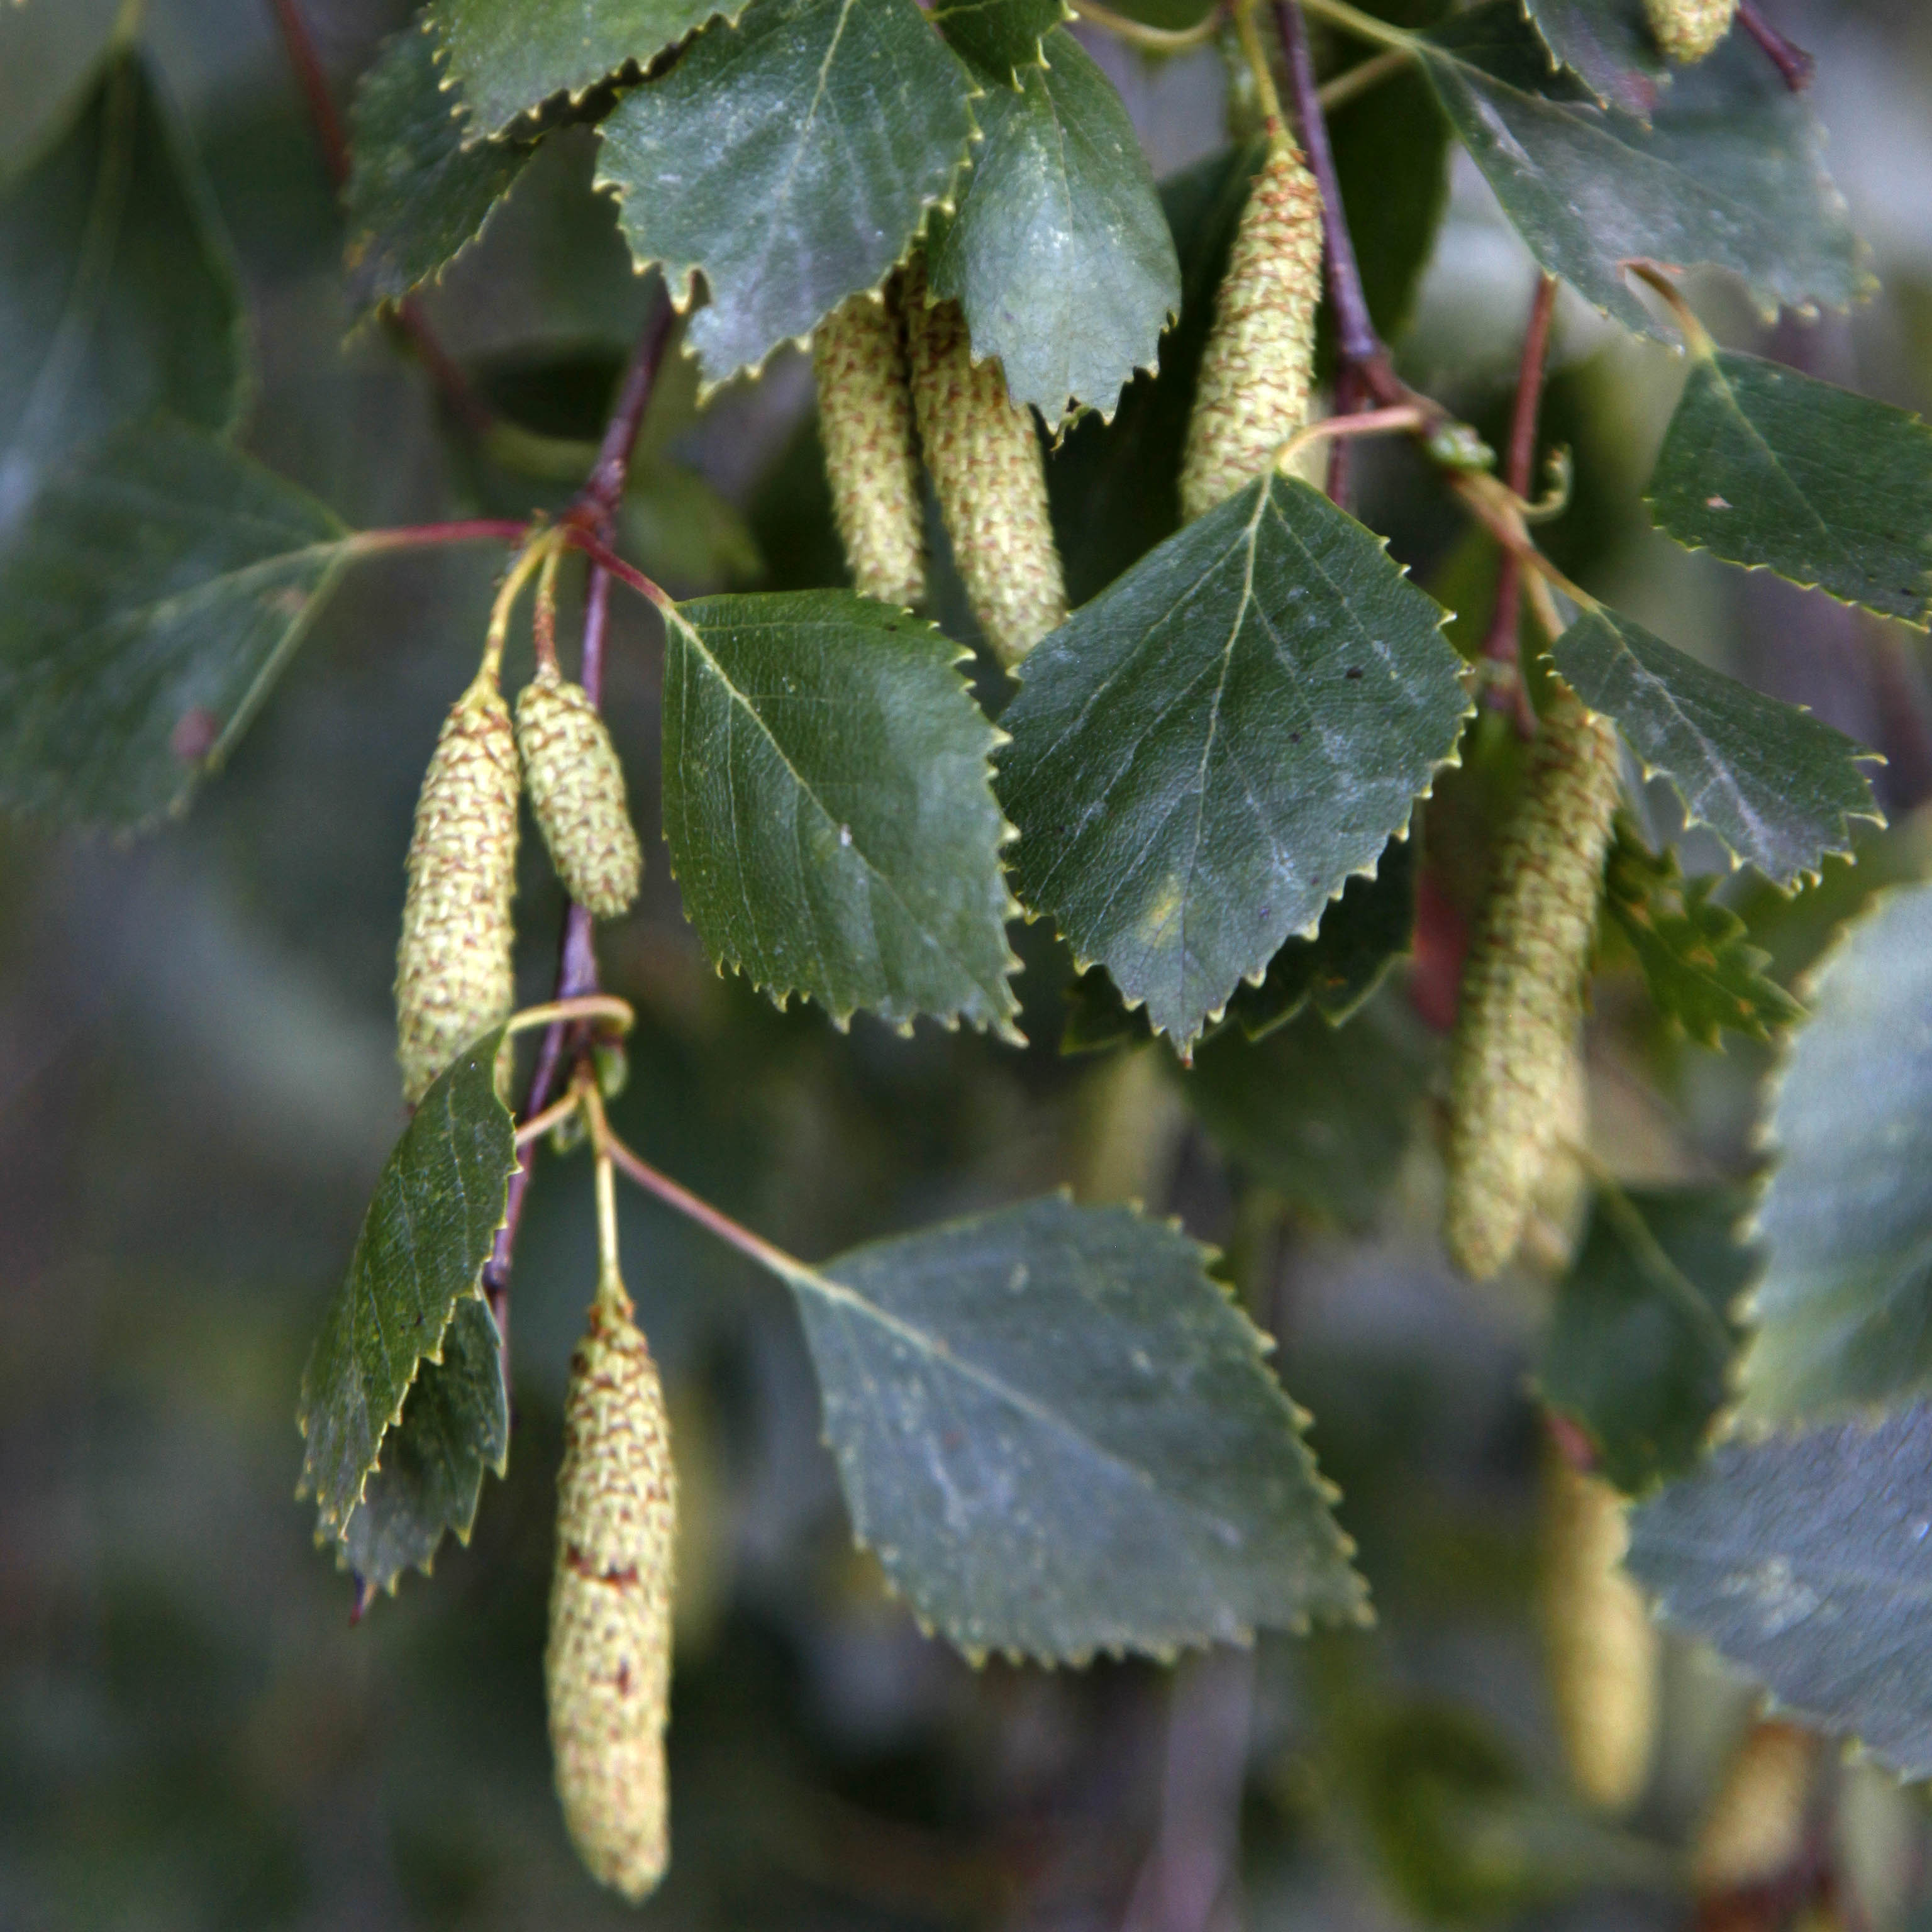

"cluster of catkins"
[810,133,1325,655]
[393,649,643,1106]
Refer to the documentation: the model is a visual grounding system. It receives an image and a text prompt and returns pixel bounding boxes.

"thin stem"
[266,0,348,189]
[504,992,635,1038]
[346,518,531,556]
[480,532,562,682]
[532,546,562,674]
[582,299,678,535]
[1482,273,1558,734]
[1316,45,1406,113]
[1274,0,1389,386]
[1291,0,1414,53]
[604,1128,807,1284]
[1074,0,1228,52]
[580,1087,635,1318]
[560,529,675,614]
[1736,1,1814,91]
[1231,0,1286,130]
[1626,261,1716,356]
[514,1091,585,1148]
[1279,402,1426,467]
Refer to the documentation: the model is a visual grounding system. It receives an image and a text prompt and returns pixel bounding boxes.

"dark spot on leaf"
[1345,668,1363,681]
[170,707,220,763]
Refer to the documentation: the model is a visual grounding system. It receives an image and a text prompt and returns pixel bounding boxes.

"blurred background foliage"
[4,0,1932,1926]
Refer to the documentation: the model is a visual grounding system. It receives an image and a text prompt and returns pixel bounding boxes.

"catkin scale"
[1539,1457,1660,1812]
[547,1289,677,1902]
[1643,0,1736,63]
[813,280,926,607]
[1444,689,1621,1280]
[515,664,643,921]
[394,672,520,1106]
[901,252,1065,667]
[1179,139,1325,523]
[1693,1720,1818,1894]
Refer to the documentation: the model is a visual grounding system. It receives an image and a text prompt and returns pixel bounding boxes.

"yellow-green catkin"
[1179,138,1325,524]
[901,251,1065,667]
[1539,1456,1660,1812]
[515,663,643,921]
[1693,1719,1818,1894]
[1643,0,1736,64]
[547,1277,677,1902]
[394,670,520,1106]
[1444,689,1621,1280]
[813,279,926,608]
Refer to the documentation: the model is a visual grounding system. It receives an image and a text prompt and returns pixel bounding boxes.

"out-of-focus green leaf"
[1646,345,1932,627]
[343,13,535,316]
[1602,823,1804,1045]
[660,590,1021,1037]
[928,28,1177,425]
[0,417,353,830]
[431,0,745,140]
[297,1032,516,1540]
[929,0,1066,81]
[597,0,974,385]
[1000,474,1467,1048]
[1328,62,1450,347]
[1540,1184,1755,1494]
[1416,2,1868,339]
[1629,1404,1932,1777]
[779,1193,1368,1660]
[1549,604,1879,887]
[1229,833,1418,1040]
[1519,0,1664,119]
[1740,882,1932,1424]
[0,44,246,536]
[337,1295,509,1598]
[1182,994,1435,1230]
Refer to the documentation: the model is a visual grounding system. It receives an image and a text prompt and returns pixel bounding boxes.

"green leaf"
[1602,821,1804,1045]
[0,416,353,830]
[431,0,744,141]
[660,589,1021,1037]
[597,0,975,386]
[1738,882,1932,1424]
[1183,993,1436,1230]
[927,28,1178,425]
[0,45,247,535]
[338,1295,509,1598]
[1228,832,1418,1040]
[1548,604,1878,887]
[343,12,535,316]
[1539,1184,1755,1494]
[1416,1,1868,340]
[1519,0,1664,119]
[1627,1404,1932,1777]
[1646,345,1932,628]
[777,1193,1368,1660]
[930,0,1066,82]
[999,474,1469,1048]
[297,1031,516,1540]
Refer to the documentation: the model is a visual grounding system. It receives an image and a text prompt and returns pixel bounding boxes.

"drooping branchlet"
[1643,0,1736,64]
[394,670,521,1106]
[547,1275,677,1902]
[1179,137,1325,523]
[814,278,927,608]
[1538,1454,1659,1812]
[516,663,643,921]
[902,250,1066,667]
[1445,687,1621,1280]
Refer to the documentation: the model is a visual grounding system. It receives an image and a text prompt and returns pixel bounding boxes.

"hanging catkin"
[394,670,520,1106]
[901,250,1065,667]
[1693,1719,1818,1894]
[1643,0,1736,64]
[1444,687,1621,1280]
[814,279,926,608]
[1179,137,1324,523]
[1539,1455,1659,1812]
[516,663,643,921]
[547,1277,677,1902]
